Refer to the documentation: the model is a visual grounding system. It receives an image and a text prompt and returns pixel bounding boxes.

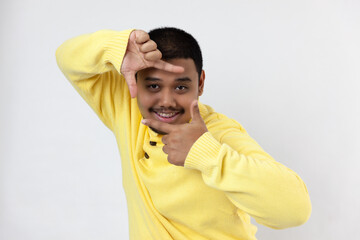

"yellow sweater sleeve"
[55,29,133,130]
[184,112,312,229]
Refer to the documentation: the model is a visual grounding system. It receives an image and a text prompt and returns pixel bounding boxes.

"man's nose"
[159,89,176,108]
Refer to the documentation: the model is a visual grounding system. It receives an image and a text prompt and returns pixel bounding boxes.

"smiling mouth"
[156,112,178,118]
[152,109,182,123]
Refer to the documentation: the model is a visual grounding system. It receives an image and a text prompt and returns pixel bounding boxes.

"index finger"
[134,30,150,44]
[141,119,175,135]
[152,60,184,74]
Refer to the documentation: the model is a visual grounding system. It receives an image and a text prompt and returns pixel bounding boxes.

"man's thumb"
[125,74,137,98]
[190,100,202,122]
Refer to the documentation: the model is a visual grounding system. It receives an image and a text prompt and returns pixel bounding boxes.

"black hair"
[148,27,203,78]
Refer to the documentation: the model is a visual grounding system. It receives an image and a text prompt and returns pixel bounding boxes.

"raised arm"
[56,29,183,130]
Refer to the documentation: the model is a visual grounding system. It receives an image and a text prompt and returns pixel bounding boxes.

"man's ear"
[198,70,205,96]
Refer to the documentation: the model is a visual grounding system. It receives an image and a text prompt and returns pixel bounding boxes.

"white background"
[1,0,359,239]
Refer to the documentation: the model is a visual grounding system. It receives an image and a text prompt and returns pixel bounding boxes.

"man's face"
[137,58,205,130]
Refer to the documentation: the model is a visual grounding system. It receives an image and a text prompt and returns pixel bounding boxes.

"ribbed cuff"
[184,132,222,176]
[103,29,134,73]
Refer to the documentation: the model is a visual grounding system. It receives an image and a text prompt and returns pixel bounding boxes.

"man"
[56,27,311,239]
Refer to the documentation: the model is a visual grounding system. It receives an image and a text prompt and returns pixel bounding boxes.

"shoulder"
[198,102,269,158]
[199,102,248,138]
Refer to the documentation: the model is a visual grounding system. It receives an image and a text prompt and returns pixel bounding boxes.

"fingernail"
[141,119,148,125]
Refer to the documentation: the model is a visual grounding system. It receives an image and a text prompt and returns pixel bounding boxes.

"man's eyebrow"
[144,77,192,82]
[175,77,192,82]
[144,77,161,81]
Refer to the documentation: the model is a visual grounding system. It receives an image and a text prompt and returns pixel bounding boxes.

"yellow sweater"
[56,29,311,240]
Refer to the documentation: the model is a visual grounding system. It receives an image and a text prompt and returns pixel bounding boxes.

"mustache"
[150,107,184,112]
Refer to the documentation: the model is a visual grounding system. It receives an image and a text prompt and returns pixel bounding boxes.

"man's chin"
[150,127,168,135]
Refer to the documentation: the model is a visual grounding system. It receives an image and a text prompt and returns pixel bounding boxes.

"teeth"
[157,112,177,118]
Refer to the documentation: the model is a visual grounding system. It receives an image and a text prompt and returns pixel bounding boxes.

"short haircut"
[148,27,203,79]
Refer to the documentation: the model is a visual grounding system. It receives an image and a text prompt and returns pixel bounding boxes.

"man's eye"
[148,84,159,90]
[176,86,188,91]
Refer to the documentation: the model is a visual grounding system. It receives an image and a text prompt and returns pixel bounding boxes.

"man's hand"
[120,30,184,98]
[142,100,208,166]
